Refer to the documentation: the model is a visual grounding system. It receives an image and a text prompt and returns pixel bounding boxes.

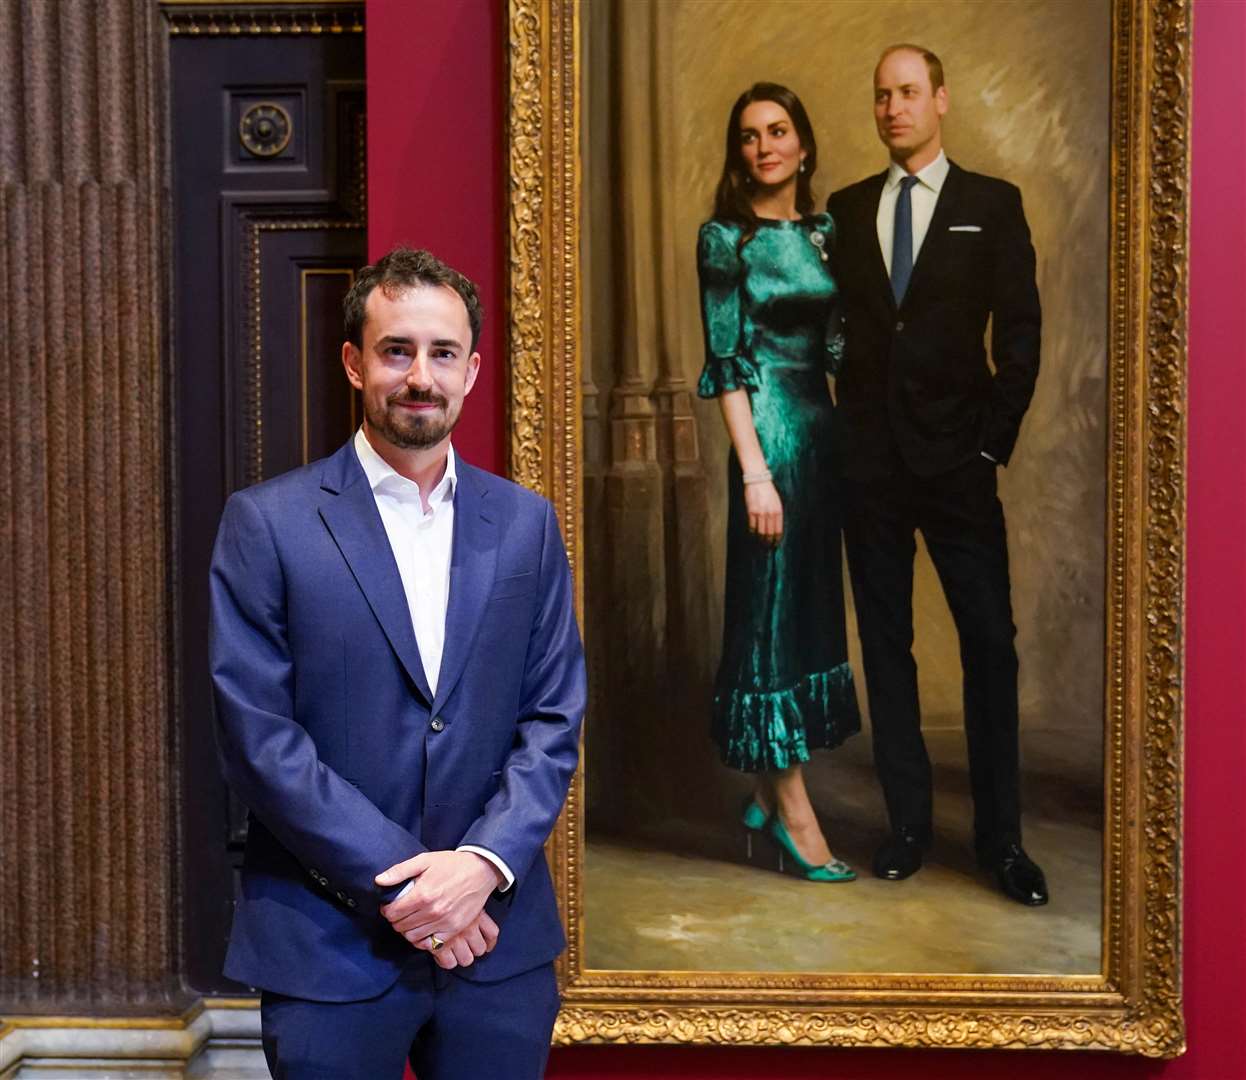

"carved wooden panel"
[168,17,366,994]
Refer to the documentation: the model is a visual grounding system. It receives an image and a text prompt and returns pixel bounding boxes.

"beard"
[366,388,461,450]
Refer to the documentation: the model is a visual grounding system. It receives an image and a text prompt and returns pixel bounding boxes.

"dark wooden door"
[170,19,366,994]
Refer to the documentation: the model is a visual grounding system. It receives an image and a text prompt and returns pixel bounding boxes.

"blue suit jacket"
[208,439,585,1002]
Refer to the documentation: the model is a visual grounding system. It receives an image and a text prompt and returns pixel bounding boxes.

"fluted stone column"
[0,0,180,1012]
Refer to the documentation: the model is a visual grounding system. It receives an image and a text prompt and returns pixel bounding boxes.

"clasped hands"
[376,851,502,970]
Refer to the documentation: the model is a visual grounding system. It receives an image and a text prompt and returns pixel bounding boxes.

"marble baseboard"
[0,1003,265,1079]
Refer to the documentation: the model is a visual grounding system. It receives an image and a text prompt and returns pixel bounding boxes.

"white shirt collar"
[353,427,457,504]
[885,149,949,194]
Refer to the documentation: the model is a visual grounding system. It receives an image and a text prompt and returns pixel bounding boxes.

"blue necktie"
[890,175,920,304]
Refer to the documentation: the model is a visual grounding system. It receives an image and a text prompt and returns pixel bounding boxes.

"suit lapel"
[318,442,435,705]
[860,171,897,313]
[432,461,498,714]
[901,161,963,309]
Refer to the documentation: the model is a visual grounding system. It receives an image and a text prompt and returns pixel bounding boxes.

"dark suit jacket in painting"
[208,439,585,1003]
[827,161,1041,478]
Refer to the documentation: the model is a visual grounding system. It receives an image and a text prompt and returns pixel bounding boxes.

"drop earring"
[799,160,806,173]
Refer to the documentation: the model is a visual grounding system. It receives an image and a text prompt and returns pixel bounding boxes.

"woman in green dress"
[697,83,861,882]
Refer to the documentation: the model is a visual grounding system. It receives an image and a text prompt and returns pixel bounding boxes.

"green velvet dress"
[696,213,861,773]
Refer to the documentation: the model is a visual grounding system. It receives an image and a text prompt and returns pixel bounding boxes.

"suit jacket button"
[895,320,904,332]
[430,717,445,732]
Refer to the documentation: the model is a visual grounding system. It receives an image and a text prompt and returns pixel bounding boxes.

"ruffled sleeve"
[696,220,759,397]
[817,213,846,377]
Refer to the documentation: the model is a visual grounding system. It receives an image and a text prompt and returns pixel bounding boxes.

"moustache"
[388,390,448,410]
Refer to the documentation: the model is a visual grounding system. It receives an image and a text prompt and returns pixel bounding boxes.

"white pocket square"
[948,225,982,232]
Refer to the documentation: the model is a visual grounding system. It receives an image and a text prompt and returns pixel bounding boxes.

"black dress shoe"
[980,843,1049,906]
[873,826,932,880]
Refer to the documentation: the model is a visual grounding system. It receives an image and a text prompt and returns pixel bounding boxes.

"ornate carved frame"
[507,0,1188,1057]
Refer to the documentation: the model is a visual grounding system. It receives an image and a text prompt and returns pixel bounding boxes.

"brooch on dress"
[810,230,829,263]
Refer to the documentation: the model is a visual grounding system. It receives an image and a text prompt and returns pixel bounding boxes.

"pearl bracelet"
[742,469,772,486]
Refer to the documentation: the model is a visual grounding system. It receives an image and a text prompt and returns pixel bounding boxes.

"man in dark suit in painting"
[827,44,1047,905]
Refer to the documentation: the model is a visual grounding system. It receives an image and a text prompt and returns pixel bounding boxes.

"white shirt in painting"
[875,148,950,275]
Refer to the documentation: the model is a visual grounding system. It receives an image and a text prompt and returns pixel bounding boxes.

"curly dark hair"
[343,247,483,351]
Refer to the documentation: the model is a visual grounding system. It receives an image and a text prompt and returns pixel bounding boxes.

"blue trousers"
[260,957,559,1080]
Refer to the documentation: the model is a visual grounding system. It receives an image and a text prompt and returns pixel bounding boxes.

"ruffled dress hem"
[711,662,862,773]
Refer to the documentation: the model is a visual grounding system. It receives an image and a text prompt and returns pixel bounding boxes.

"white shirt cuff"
[388,849,515,900]
[457,845,515,891]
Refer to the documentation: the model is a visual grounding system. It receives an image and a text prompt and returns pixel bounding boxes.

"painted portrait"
[578,0,1109,976]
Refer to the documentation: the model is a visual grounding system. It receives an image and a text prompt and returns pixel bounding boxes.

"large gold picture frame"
[506,0,1188,1055]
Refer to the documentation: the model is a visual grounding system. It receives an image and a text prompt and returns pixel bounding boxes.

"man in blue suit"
[209,247,585,1079]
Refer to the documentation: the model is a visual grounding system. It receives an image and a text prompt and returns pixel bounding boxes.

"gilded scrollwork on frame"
[508,0,1187,1056]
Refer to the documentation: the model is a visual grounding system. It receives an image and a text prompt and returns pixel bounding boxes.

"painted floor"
[583,725,1102,975]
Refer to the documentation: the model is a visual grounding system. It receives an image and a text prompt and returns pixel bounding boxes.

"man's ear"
[463,352,482,397]
[935,84,949,117]
[342,341,364,390]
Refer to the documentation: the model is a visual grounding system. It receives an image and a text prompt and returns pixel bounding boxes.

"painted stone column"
[581,0,720,833]
[645,0,718,830]
[581,0,668,832]
[0,0,181,1012]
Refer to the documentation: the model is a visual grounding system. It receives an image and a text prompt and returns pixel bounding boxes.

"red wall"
[365,0,505,472]
[368,1,1246,1076]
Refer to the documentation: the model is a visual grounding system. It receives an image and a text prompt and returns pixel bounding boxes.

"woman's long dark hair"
[713,82,818,244]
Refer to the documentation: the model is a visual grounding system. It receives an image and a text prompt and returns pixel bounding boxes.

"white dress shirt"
[354,428,514,891]
[875,149,950,276]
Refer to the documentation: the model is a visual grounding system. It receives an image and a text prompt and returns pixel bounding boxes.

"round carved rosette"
[239,102,293,157]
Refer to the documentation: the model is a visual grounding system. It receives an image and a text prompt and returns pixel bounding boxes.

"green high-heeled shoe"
[741,797,769,860]
[768,818,856,882]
